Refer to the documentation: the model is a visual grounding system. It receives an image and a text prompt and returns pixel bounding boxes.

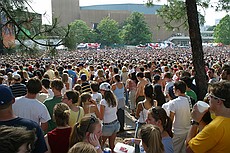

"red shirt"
[48,127,72,153]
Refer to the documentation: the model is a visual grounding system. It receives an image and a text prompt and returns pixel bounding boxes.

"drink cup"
[197,101,210,113]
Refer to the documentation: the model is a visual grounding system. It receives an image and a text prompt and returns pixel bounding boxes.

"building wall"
[52,0,188,42]
[80,10,187,41]
[52,0,80,26]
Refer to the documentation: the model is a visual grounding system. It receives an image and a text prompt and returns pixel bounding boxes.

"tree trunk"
[185,0,207,100]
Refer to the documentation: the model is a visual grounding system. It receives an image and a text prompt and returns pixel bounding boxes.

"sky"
[29,0,229,26]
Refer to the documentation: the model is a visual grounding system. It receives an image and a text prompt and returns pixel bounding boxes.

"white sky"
[29,0,228,26]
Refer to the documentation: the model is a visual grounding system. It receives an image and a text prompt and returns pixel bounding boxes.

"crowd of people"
[0,47,229,153]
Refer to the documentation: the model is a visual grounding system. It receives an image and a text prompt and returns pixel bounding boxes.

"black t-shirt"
[0,117,47,153]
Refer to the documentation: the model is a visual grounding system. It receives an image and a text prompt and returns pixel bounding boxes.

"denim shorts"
[102,120,120,136]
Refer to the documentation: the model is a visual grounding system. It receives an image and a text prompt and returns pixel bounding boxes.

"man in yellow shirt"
[186,81,230,153]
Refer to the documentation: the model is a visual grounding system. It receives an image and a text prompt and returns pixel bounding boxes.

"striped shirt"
[10,83,27,97]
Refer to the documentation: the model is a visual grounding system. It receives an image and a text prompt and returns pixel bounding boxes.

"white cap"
[99,82,110,91]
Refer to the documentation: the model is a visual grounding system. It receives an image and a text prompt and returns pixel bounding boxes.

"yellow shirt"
[189,116,230,153]
[69,107,84,127]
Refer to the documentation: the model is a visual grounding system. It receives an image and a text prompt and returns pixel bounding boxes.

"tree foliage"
[214,15,230,45]
[120,12,152,45]
[97,17,120,46]
[64,20,95,50]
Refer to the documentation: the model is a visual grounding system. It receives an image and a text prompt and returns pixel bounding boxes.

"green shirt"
[186,90,197,102]
[44,96,62,132]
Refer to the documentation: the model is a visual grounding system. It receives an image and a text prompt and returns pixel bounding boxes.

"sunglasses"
[86,115,96,132]
[208,93,225,101]
[151,107,159,115]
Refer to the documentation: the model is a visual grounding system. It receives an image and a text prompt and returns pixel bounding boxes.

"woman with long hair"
[153,84,166,106]
[135,84,157,137]
[124,106,174,153]
[140,124,164,153]
[80,92,101,119]
[112,74,125,132]
[99,82,120,152]
[69,116,103,153]
[126,72,137,116]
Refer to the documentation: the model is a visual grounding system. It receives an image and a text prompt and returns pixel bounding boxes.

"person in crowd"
[0,85,47,153]
[186,81,230,153]
[74,83,82,94]
[126,72,137,116]
[167,81,191,153]
[12,78,51,131]
[163,72,174,101]
[139,124,165,153]
[44,64,55,80]
[69,115,103,153]
[67,64,77,88]
[207,68,218,83]
[68,142,97,153]
[220,66,230,81]
[135,84,157,137]
[99,82,120,152]
[135,72,148,105]
[180,76,197,104]
[44,79,64,132]
[62,72,71,91]
[78,63,89,79]
[0,125,36,153]
[95,69,106,85]
[44,103,72,153]
[62,91,84,127]
[91,81,102,110]
[9,74,27,97]
[80,74,92,93]
[80,92,101,119]
[153,84,166,107]
[112,74,125,132]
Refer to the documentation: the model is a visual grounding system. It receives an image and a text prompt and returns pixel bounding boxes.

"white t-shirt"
[168,96,191,135]
[100,99,117,123]
[91,92,102,110]
[13,96,51,125]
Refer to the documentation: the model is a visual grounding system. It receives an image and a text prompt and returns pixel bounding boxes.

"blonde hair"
[140,124,164,153]
[62,73,69,83]
[53,103,70,126]
[97,69,104,77]
[68,142,97,153]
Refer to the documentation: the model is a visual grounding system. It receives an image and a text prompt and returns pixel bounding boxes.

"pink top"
[126,79,137,91]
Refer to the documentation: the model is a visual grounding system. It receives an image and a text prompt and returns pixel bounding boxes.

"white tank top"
[138,103,148,123]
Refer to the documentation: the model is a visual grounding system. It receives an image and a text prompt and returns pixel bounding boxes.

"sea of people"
[0,46,229,153]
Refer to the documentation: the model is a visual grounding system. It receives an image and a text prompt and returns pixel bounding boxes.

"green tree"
[207,26,216,31]
[64,20,95,50]
[120,12,152,45]
[96,17,120,46]
[214,15,230,45]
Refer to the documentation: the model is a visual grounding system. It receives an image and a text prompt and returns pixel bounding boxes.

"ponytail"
[164,116,173,138]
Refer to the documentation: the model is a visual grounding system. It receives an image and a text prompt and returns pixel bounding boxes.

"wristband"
[131,138,135,143]
[191,120,199,125]
[95,145,101,150]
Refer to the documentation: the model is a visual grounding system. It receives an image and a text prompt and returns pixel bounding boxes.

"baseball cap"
[77,63,84,67]
[99,82,111,91]
[0,85,14,106]
[13,74,21,80]
[80,74,87,81]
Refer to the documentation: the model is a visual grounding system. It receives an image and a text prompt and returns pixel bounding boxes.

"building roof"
[80,3,162,14]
